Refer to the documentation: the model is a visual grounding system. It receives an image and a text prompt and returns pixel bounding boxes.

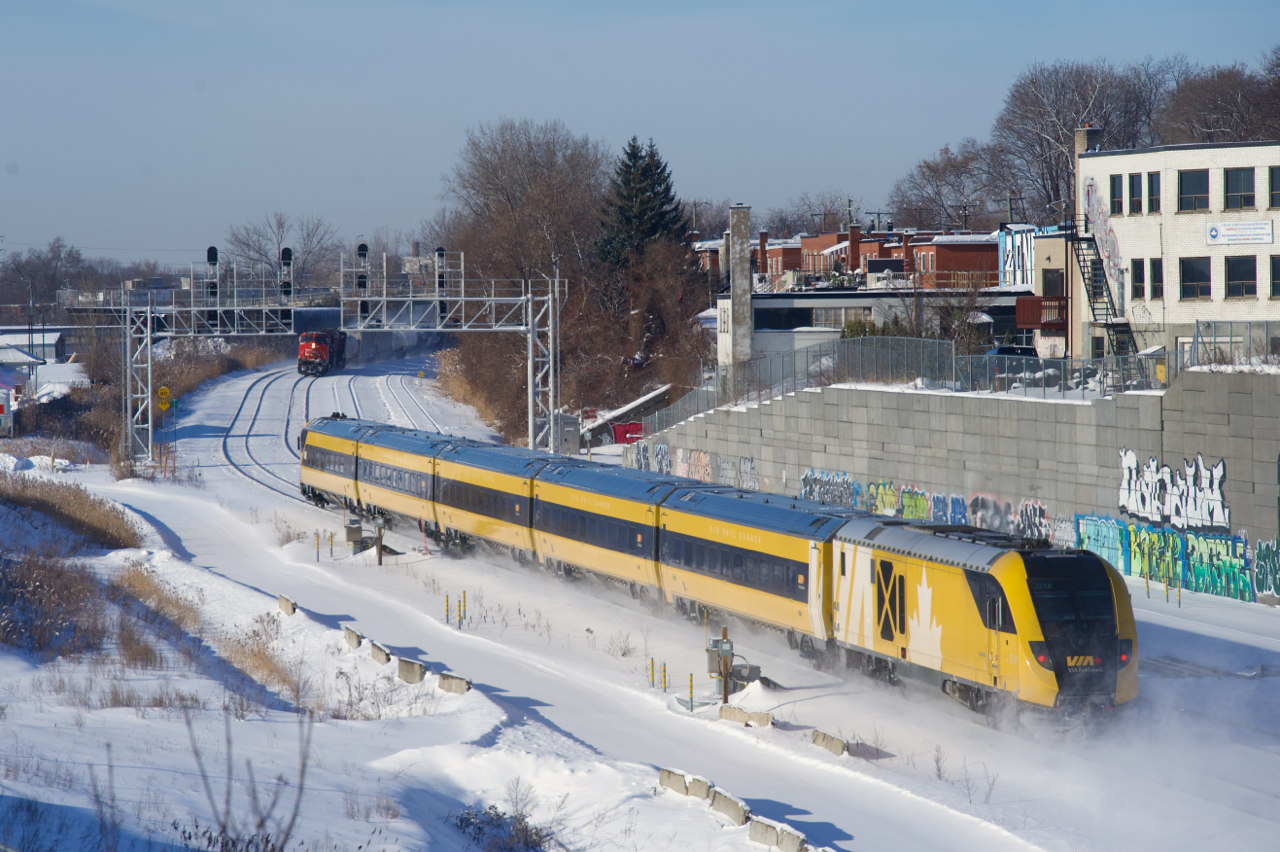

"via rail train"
[299,416,1138,725]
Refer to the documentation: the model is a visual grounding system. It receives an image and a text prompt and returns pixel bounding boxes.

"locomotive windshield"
[1022,553,1116,635]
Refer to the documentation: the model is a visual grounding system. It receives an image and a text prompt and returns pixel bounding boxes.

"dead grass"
[111,560,201,634]
[116,615,162,670]
[0,470,142,549]
[0,550,108,659]
[432,348,501,430]
[222,613,292,695]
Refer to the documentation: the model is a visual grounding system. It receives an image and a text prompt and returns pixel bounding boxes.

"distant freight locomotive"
[297,330,347,376]
[299,416,1139,727]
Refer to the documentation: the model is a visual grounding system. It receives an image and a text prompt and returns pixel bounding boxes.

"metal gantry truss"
[120,257,302,462]
[122,306,154,462]
[340,250,565,452]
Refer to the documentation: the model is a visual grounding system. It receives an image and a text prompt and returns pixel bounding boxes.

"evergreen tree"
[596,137,689,268]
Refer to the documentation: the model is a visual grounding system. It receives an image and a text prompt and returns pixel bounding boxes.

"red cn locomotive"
[297,330,347,376]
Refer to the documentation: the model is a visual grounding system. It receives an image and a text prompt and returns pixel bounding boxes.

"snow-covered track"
[219,368,309,504]
[394,373,448,433]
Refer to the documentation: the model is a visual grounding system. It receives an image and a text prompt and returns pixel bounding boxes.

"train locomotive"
[299,416,1137,725]
[297,330,348,376]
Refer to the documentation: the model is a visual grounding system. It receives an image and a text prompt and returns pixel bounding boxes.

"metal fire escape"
[339,248,564,452]
[1070,225,1143,390]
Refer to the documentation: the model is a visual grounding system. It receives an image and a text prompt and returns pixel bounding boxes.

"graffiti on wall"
[868,481,899,515]
[716,455,737,487]
[1077,515,1128,574]
[686,450,713,483]
[1082,176,1125,288]
[653,443,671,475]
[1118,449,1230,531]
[739,457,759,491]
[1254,537,1280,598]
[899,485,929,520]
[1185,531,1251,601]
[800,468,862,507]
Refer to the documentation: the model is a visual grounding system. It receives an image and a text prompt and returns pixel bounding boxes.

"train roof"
[437,442,579,479]
[537,463,706,504]
[304,416,381,442]
[663,487,851,541]
[358,425,461,457]
[835,518,1060,572]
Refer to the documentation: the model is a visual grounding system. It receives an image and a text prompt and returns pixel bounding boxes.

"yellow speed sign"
[157,400,171,412]
[157,387,170,400]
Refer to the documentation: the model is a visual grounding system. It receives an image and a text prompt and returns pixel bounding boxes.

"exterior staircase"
[1071,235,1143,389]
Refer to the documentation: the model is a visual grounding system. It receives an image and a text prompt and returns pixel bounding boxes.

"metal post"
[720,626,730,705]
[527,288,535,449]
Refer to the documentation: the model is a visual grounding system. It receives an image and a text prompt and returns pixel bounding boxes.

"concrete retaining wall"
[629,369,1280,609]
[343,626,363,649]
[398,658,425,684]
[277,595,296,616]
[658,769,825,850]
[370,641,391,666]
[710,789,751,826]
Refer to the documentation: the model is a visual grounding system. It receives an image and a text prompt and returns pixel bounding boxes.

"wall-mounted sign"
[1206,221,1273,245]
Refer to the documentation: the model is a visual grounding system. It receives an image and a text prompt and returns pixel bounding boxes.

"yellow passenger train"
[300,416,1138,725]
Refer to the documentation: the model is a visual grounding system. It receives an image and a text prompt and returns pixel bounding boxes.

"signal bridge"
[340,246,565,453]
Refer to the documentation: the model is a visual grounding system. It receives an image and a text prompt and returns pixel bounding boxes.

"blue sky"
[2,0,1276,264]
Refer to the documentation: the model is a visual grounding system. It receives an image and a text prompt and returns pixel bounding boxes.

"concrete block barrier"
[658,768,689,795]
[749,818,781,846]
[370,641,391,666]
[778,825,808,852]
[812,729,847,756]
[710,789,751,826]
[686,775,714,800]
[278,595,296,616]
[439,672,472,695]
[398,658,425,684]
[343,626,363,649]
[719,704,774,727]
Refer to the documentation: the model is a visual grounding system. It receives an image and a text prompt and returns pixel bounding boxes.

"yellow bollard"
[315,532,319,563]
[446,594,450,625]
[689,673,693,711]
[662,662,667,693]
[1145,573,1150,598]
[329,531,334,557]
[649,658,654,688]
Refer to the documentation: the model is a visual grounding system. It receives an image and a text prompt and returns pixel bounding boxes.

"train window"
[745,556,758,586]
[706,548,717,573]
[695,545,705,569]
[840,552,846,577]
[732,553,744,582]
[588,517,597,542]
[683,541,694,567]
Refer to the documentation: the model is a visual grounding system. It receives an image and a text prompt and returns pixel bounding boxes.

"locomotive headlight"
[1028,641,1053,670]
[1118,639,1133,666]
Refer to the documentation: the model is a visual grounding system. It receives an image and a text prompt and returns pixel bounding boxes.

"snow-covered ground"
[2,350,1279,851]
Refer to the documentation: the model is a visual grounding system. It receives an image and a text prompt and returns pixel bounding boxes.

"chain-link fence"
[1190,321,1280,367]
[643,337,955,435]
[643,335,1191,435]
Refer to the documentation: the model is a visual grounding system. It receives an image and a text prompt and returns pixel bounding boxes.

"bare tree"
[1163,63,1271,143]
[762,190,860,237]
[989,60,1139,224]
[225,212,341,286]
[886,139,1003,231]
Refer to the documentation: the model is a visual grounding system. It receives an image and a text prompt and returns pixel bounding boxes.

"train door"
[807,540,829,640]
[876,558,907,659]
[982,583,1018,693]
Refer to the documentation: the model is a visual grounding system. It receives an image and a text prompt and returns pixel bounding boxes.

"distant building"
[1074,129,1280,359]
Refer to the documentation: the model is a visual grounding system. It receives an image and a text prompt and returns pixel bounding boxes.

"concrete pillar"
[729,205,753,365]
[759,230,769,281]
[1074,124,1100,227]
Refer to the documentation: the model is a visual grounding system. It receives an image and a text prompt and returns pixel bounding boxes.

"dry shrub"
[222,613,291,693]
[433,348,501,428]
[0,551,107,658]
[0,470,142,549]
[271,512,307,546]
[111,560,201,633]
[117,615,161,670]
[15,384,121,451]
[0,437,103,465]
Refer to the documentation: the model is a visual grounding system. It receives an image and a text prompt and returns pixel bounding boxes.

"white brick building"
[1075,133,1280,358]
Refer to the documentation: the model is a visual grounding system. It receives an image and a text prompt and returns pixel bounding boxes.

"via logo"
[1209,226,1220,240]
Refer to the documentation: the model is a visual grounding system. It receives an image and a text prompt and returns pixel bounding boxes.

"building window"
[1273,256,1280,297]
[1150,258,1163,300]
[1042,268,1064,297]
[1226,256,1257,298]
[1110,175,1124,214]
[1271,167,1280,208]
[1180,257,1211,299]
[1131,259,1145,300]
[1224,168,1255,209]
[1148,172,1161,213]
[1178,170,1209,211]
[1129,174,1143,214]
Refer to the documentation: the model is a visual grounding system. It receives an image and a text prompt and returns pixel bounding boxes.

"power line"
[0,240,206,252]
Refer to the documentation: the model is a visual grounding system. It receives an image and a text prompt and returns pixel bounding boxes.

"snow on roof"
[820,241,850,255]
[0,344,46,366]
[929,233,998,245]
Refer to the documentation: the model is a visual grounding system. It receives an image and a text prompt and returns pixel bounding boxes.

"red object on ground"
[611,422,643,444]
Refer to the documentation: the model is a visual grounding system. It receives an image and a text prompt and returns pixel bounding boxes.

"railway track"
[219,367,309,505]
